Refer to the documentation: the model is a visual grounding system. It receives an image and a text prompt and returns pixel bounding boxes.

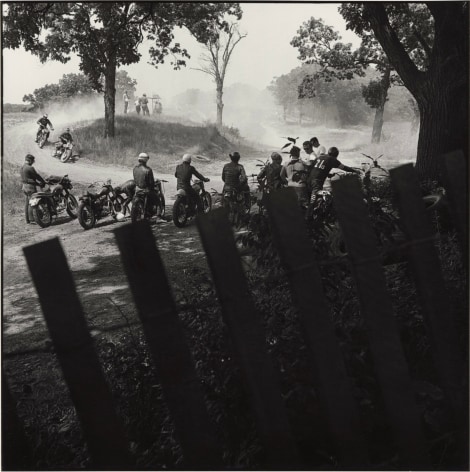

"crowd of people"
[123,91,162,116]
[24,114,360,225]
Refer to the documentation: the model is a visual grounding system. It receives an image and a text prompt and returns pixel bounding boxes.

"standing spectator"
[310,137,327,158]
[135,98,141,114]
[257,152,286,191]
[141,94,149,116]
[123,91,130,114]
[21,154,46,224]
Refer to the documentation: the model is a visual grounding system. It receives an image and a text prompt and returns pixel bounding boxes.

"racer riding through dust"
[35,114,54,143]
[174,154,210,212]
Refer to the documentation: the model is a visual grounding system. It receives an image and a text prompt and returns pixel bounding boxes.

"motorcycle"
[28,175,78,228]
[77,180,125,230]
[37,127,52,149]
[131,179,167,223]
[172,179,212,227]
[222,187,252,226]
[52,141,78,163]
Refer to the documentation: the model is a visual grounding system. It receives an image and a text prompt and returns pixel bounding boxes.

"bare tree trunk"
[104,56,116,138]
[371,105,385,143]
[216,83,223,129]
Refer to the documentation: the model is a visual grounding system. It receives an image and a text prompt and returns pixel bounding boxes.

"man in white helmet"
[35,113,54,143]
[175,154,209,212]
[133,152,159,216]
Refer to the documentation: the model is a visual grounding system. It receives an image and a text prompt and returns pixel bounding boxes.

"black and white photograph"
[2,2,469,470]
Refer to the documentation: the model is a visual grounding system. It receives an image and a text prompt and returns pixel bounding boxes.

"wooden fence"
[3,152,468,470]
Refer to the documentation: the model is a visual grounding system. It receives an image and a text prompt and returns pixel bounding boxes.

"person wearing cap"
[310,137,327,158]
[222,151,250,206]
[175,154,209,212]
[257,152,287,192]
[133,152,159,216]
[280,146,308,204]
[21,154,46,224]
[141,94,149,116]
[35,113,54,143]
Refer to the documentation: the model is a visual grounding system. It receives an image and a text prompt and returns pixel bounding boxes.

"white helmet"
[182,153,192,163]
[43,113,48,118]
[138,152,149,163]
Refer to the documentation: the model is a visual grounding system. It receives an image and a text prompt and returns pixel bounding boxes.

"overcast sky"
[2,3,361,104]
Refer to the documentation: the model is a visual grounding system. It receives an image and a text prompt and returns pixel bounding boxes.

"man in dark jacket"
[257,152,287,191]
[36,114,54,142]
[133,152,159,215]
[21,154,46,223]
[175,154,209,212]
[222,151,251,208]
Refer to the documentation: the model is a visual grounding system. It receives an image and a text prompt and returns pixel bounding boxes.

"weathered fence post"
[440,149,468,262]
[2,372,34,470]
[23,238,132,470]
[389,164,465,418]
[197,208,301,468]
[114,221,221,469]
[265,188,368,467]
[332,175,429,467]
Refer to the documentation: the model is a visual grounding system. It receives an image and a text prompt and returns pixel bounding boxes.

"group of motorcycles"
[27,173,214,230]
[37,128,78,163]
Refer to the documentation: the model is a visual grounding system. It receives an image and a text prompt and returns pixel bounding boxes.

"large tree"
[3,2,241,137]
[340,3,468,180]
[193,23,246,128]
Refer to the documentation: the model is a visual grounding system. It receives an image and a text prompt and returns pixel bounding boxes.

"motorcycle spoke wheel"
[202,193,212,213]
[33,202,52,228]
[158,195,166,218]
[66,195,78,219]
[172,200,188,227]
[78,202,96,230]
[131,200,145,223]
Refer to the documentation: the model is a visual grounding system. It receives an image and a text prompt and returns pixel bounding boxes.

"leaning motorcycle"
[131,179,167,223]
[28,175,78,228]
[172,179,212,227]
[52,141,77,163]
[77,180,125,230]
[37,127,51,149]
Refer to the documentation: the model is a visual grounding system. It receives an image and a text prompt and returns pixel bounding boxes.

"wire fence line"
[3,152,468,470]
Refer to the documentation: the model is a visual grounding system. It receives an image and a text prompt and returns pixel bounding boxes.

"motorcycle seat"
[32,191,52,197]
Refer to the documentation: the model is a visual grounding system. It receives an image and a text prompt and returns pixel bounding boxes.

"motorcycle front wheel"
[32,200,52,228]
[78,202,96,230]
[66,194,78,219]
[202,192,212,214]
[60,148,72,163]
[39,135,47,149]
[131,199,145,223]
[157,195,166,218]
[172,198,188,227]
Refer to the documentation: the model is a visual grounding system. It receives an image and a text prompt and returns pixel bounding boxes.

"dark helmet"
[25,153,35,164]
[229,151,241,162]
[328,146,339,158]
[289,146,301,158]
[271,152,282,162]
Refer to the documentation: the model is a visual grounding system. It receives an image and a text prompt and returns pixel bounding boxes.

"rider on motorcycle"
[306,146,361,220]
[59,128,73,145]
[35,114,54,142]
[257,152,287,192]
[21,154,46,223]
[175,154,209,212]
[133,152,161,216]
[222,151,250,206]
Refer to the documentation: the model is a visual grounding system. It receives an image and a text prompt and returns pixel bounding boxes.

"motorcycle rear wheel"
[78,202,96,230]
[33,201,52,228]
[202,192,212,214]
[131,200,145,223]
[66,195,78,219]
[157,195,166,218]
[172,199,188,227]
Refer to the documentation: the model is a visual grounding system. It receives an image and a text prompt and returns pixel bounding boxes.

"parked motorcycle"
[172,179,212,227]
[28,175,78,228]
[52,141,78,163]
[222,188,252,226]
[131,179,167,223]
[77,180,125,230]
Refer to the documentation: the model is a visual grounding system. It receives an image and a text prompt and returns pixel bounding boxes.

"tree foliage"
[3,2,242,136]
[115,70,138,99]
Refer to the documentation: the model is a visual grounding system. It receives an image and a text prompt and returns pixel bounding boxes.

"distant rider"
[36,114,54,142]
[257,152,287,192]
[222,151,251,207]
[133,152,160,216]
[280,146,308,205]
[306,146,361,220]
[21,154,46,224]
[175,154,209,212]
